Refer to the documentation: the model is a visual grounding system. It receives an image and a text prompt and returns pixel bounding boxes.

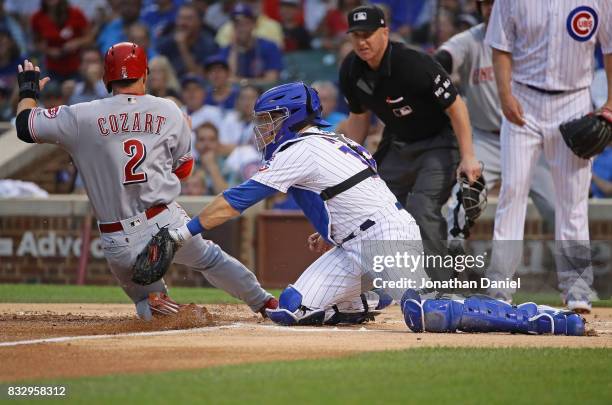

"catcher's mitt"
[560,108,612,159]
[131,228,179,286]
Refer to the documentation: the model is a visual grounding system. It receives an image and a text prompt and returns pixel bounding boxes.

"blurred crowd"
[0,0,609,199]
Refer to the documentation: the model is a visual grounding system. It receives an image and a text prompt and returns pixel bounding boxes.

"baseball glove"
[131,228,179,286]
[560,108,612,159]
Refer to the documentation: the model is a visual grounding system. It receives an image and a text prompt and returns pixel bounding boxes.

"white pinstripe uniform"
[251,127,424,320]
[484,0,611,301]
[440,23,556,240]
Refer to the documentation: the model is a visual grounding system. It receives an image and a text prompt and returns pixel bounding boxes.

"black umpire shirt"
[339,41,459,143]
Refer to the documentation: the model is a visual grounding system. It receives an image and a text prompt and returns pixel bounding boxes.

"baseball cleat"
[148,292,181,316]
[259,297,279,318]
[566,299,592,314]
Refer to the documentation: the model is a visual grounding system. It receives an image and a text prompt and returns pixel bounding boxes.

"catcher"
[13,43,278,320]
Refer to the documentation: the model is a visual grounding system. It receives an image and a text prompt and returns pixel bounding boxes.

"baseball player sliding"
[485,0,611,312]
[14,42,278,320]
[134,82,427,326]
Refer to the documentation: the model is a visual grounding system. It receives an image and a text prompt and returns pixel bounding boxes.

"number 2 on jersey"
[122,139,147,185]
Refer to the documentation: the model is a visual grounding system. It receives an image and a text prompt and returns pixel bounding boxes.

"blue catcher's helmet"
[253,82,330,160]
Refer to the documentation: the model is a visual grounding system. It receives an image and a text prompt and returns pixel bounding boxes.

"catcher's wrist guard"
[17,70,41,100]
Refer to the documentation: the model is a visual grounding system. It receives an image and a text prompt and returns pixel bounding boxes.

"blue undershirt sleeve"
[222,179,280,213]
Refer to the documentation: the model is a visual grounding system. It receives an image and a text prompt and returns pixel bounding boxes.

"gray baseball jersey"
[440,23,501,132]
[28,94,192,222]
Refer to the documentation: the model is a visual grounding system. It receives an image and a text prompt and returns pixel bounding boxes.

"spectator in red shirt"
[31,0,92,82]
[320,0,363,50]
[279,0,311,52]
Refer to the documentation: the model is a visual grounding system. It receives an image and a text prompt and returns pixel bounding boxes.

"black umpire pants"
[376,128,460,284]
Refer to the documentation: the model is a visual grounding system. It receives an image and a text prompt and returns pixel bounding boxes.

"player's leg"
[267,246,363,325]
[486,84,544,301]
[100,231,176,320]
[447,127,501,240]
[406,146,459,242]
[174,238,273,312]
[376,141,412,207]
[528,155,556,233]
[167,203,273,313]
[267,203,424,326]
[359,203,427,300]
[541,89,593,311]
[405,141,459,284]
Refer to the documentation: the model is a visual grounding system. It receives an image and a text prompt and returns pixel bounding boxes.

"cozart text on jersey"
[97,112,167,136]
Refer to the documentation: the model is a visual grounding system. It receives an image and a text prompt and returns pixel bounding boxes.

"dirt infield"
[1,303,611,382]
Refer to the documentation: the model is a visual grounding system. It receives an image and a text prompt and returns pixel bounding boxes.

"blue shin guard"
[400,290,585,336]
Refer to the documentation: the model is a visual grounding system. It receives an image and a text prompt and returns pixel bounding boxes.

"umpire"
[338,5,481,280]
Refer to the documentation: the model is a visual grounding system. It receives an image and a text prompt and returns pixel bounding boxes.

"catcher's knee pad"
[530,305,585,336]
[403,298,464,333]
[401,289,428,332]
[266,285,325,326]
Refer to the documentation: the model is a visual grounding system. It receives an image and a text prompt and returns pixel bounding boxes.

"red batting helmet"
[103,42,148,93]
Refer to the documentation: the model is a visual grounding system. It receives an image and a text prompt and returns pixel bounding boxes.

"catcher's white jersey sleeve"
[485,0,610,90]
[29,94,193,222]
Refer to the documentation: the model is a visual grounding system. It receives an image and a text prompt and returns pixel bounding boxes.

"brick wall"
[1,205,610,290]
[0,215,242,287]
[11,148,75,194]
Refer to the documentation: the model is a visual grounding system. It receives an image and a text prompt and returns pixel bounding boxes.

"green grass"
[0,284,281,305]
[0,283,609,308]
[512,291,612,307]
[18,348,612,404]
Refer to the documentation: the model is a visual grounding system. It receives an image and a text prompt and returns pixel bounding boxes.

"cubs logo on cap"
[347,5,386,33]
[566,6,598,42]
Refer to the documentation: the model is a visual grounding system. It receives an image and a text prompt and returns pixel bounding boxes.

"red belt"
[98,205,168,233]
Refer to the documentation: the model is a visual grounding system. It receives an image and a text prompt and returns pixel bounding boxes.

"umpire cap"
[347,5,386,33]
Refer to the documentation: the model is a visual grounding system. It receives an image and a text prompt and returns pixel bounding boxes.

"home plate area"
[1,303,611,382]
